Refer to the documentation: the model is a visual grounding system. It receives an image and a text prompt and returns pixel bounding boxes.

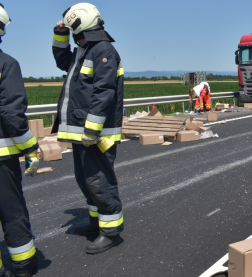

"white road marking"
[199,235,252,277]
[124,154,252,208]
[204,114,252,126]
[207,208,221,217]
[23,174,75,191]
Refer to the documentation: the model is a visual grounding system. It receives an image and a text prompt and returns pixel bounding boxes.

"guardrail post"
[123,108,128,117]
[182,102,184,112]
[236,97,239,107]
[52,114,54,125]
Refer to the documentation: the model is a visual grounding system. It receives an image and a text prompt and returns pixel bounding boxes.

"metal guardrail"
[25,91,239,117]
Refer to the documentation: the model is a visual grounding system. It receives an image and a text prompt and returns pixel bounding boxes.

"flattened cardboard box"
[40,143,62,161]
[29,119,44,138]
[139,134,164,145]
[177,130,199,142]
[229,238,252,277]
[208,113,218,121]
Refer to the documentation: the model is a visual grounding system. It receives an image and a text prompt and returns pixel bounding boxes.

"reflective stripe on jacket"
[52,28,124,144]
[0,50,38,161]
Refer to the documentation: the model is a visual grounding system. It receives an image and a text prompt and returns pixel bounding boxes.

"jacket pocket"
[73,109,87,119]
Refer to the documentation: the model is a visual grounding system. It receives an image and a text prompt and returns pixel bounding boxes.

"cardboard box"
[199,126,210,134]
[135,111,142,115]
[185,121,200,132]
[44,127,52,136]
[139,134,164,145]
[142,111,148,115]
[40,137,71,151]
[244,103,252,108]
[148,108,162,117]
[229,238,252,277]
[215,102,231,109]
[192,121,204,127]
[177,130,200,142]
[40,143,62,161]
[29,119,44,138]
[190,116,194,122]
[207,113,218,121]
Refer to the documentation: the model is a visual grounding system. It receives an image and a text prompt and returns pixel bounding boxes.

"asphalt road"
[2,109,252,277]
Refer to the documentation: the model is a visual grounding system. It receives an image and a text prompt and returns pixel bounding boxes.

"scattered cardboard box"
[207,113,218,121]
[41,136,72,151]
[199,126,211,134]
[29,119,44,138]
[244,103,252,108]
[192,121,204,127]
[185,121,200,132]
[142,111,148,115]
[40,143,62,161]
[44,127,52,136]
[148,108,162,117]
[215,102,231,109]
[135,111,142,115]
[229,238,252,277]
[162,142,173,146]
[190,116,194,122]
[139,134,164,145]
[177,130,200,142]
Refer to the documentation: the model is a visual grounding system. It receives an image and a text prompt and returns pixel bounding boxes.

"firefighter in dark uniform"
[0,4,39,277]
[52,3,124,254]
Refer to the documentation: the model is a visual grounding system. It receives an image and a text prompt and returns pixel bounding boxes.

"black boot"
[13,255,38,277]
[0,271,14,277]
[74,223,99,236]
[86,234,122,254]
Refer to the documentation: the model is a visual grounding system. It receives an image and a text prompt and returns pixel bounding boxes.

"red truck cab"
[235,34,252,102]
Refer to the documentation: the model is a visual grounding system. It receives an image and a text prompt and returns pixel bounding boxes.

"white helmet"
[0,4,10,36]
[62,3,103,35]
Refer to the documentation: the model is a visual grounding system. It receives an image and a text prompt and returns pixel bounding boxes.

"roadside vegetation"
[26,82,240,126]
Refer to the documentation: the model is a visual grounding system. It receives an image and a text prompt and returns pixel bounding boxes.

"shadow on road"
[62,208,97,242]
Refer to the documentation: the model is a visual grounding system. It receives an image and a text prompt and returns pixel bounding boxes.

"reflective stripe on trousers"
[88,207,124,228]
[8,239,36,262]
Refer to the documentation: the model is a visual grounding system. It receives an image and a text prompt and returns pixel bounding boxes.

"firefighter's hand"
[56,20,69,32]
[82,133,101,147]
[24,150,39,177]
[196,107,200,112]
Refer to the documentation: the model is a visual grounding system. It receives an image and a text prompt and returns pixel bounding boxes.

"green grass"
[26,82,240,126]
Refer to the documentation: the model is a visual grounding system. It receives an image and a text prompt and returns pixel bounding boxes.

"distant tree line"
[23,74,238,82]
[23,76,65,82]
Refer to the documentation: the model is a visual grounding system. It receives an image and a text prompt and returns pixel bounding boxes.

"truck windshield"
[240,48,252,65]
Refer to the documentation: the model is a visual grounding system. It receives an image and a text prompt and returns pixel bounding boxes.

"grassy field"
[26,82,240,126]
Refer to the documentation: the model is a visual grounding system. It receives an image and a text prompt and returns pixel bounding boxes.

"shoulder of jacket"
[0,52,20,70]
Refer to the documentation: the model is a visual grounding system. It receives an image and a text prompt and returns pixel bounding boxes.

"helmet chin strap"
[72,32,85,46]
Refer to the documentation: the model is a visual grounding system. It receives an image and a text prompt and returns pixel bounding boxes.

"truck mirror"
[235,54,239,65]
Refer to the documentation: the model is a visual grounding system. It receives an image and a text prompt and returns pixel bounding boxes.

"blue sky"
[2,0,252,77]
